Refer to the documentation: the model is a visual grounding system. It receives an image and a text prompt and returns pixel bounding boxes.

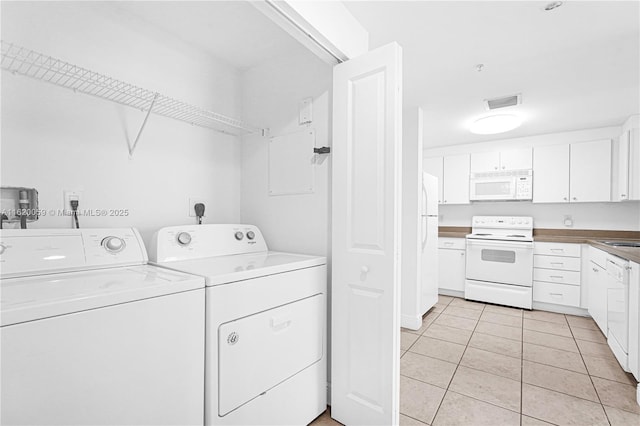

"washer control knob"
[235,231,244,241]
[102,236,125,253]
[176,232,192,246]
[0,244,6,255]
[246,231,255,240]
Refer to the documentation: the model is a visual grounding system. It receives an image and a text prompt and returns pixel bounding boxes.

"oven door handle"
[466,239,534,249]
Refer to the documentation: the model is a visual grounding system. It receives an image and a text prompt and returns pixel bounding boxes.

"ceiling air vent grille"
[485,94,521,110]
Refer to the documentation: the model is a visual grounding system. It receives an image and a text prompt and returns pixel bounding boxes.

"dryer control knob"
[102,236,125,253]
[235,231,244,241]
[246,231,255,240]
[176,232,192,246]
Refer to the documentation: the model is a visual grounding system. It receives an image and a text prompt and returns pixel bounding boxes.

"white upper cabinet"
[443,154,470,204]
[533,144,570,203]
[500,148,533,170]
[534,140,611,203]
[424,156,444,204]
[617,116,640,201]
[470,148,532,173]
[470,151,500,172]
[569,139,611,203]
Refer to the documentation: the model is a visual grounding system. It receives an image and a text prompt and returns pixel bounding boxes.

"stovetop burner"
[467,216,534,242]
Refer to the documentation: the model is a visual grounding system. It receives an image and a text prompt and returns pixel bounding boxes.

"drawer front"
[533,281,581,307]
[438,238,465,250]
[533,268,581,286]
[589,246,608,269]
[534,242,581,257]
[534,255,581,272]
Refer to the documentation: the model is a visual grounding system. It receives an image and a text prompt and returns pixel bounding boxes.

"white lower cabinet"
[588,246,608,334]
[533,242,581,308]
[438,238,465,294]
[629,261,639,382]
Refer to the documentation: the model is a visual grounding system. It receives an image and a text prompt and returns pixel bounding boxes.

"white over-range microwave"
[469,169,533,201]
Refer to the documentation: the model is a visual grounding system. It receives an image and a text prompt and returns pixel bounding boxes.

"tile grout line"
[565,313,613,425]
[428,301,487,425]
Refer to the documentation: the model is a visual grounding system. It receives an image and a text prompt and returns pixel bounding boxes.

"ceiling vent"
[484,94,521,111]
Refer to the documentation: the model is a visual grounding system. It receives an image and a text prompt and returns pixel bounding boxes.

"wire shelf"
[1,41,263,136]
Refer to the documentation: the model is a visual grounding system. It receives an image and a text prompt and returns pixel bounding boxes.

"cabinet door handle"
[592,268,598,272]
[572,197,577,201]
[621,194,627,198]
[550,248,564,253]
[550,262,564,266]
[550,275,564,280]
[549,293,563,297]
[563,197,568,201]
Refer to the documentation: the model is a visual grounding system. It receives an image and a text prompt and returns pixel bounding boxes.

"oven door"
[470,177,516,201]
[466,239,533,287]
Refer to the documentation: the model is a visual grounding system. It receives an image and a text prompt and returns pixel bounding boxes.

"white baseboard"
[438,289,464,298]
[532,301,589,316]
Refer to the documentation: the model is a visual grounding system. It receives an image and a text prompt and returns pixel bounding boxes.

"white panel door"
[570,139,612,202]
[533,144,570,203]
[331,42,402,426]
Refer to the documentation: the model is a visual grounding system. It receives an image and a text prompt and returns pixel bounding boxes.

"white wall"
[1,2,242,245]
[425,126,640,230]
[240,52,332,256]
[440,201,640,230]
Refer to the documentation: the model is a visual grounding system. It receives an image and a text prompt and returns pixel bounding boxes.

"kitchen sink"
[600,241,640,248]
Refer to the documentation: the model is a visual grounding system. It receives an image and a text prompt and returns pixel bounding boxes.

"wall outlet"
[63,190,83,210]
[563,215,573,227]
[189,197,206,217]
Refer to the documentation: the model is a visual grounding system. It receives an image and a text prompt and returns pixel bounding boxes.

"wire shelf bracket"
[1,41,265,146]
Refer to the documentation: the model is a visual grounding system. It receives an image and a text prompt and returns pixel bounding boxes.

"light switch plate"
[299,97,312,125]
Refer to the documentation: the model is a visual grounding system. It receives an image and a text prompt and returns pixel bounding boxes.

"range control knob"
[234,231,244,241]
[0,244,6,255]
[246,231,255,240]
[102,236,125,253]
[176,232,192,246]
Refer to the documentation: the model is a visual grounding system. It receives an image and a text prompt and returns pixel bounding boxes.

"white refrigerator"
[420,172,439,315]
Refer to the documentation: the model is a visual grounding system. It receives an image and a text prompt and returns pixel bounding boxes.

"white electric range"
[465,216,534,309]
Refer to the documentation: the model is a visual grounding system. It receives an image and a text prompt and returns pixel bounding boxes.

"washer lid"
[1,265,204,326]
[153,251,326,286]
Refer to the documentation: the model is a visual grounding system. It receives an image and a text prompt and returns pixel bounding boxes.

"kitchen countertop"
[438,226,640,264]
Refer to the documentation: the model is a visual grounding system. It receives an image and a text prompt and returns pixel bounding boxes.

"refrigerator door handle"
[421,181,429,250]
[421,216,428,251]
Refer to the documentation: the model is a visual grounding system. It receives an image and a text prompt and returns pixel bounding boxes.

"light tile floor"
[310,296,640,426]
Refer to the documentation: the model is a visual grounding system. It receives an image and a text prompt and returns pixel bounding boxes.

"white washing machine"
[149,224,327,426]
[0,228,205,426]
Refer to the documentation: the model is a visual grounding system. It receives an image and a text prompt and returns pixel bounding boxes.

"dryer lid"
[153,251,326,286]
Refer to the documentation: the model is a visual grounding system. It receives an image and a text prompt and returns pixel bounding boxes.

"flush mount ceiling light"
[544,1,563,11]
[470,114,523,135]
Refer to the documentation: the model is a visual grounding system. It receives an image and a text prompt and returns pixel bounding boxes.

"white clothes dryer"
[149,224,327,426]
[0,228,205,426]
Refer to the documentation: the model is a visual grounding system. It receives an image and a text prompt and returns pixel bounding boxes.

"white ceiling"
[344,1,640,148]
[106,1,308,71]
